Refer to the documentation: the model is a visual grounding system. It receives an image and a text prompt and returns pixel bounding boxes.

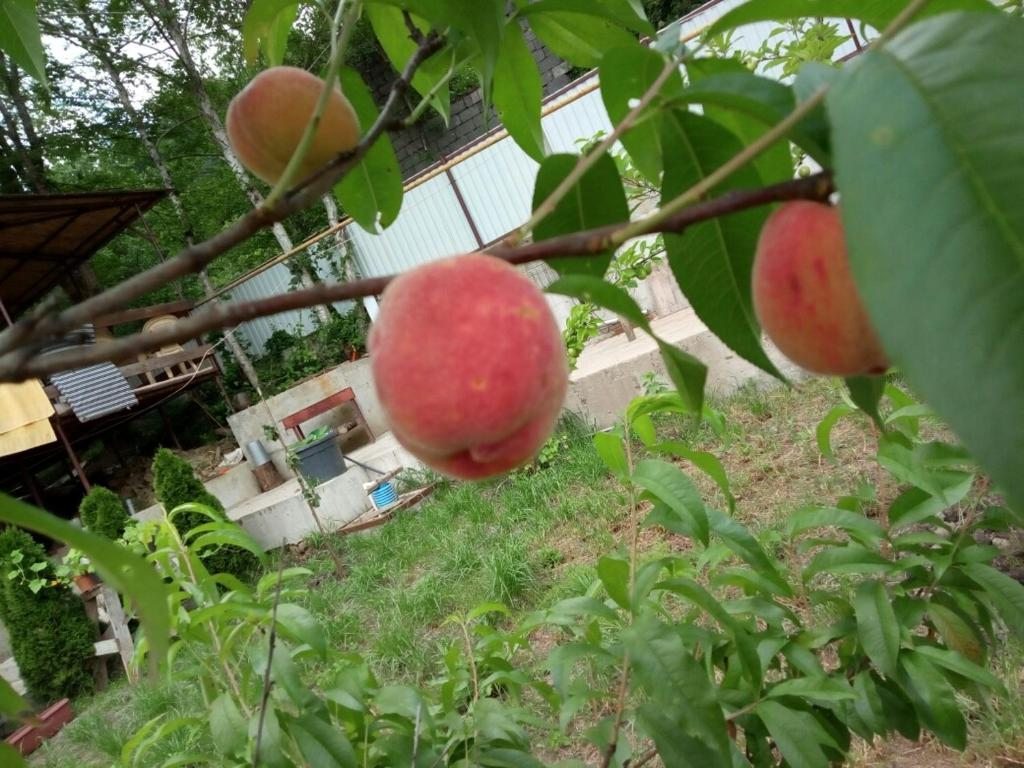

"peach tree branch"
[0,172,834,381]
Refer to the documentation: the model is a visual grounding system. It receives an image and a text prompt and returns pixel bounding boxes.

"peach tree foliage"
[0,0,1022,765]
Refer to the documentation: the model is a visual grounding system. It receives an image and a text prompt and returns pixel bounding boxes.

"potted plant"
[287,426,347,484]
[55,548,99,592]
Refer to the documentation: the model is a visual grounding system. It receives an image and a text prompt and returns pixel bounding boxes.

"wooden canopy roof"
[0,189,168,318]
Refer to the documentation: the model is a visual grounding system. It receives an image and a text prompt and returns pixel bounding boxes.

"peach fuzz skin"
[752,201,888,377]
[369,254,568,480]
[226,66,360,186]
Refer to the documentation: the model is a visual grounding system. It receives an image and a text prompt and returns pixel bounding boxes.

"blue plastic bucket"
[370,481,398,509]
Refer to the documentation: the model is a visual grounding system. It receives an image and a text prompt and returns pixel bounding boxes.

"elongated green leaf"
[597,555,630,611]
[805,543,894,578]
[0,676,26,718]
[898,651,967,750]
[912,645,1003,692]
[845,375,886,428]
[517,0,653,35]
[855,580,900,678]
[657,342,708,414]
[600,45,683,183]
[888,477,973,530]
[547,275,649,327]
[660,110,781,380]
[787,505,884,547]
[708,0,995,36]
[287,712,358,768]
[625,617,732,767]
[527,10,637,68]
[928,599,984,663]
[852,671,887,735]
[683,58,809,176]
[0,493,170,671]
[756,700,835,768]
[493,20,544,161]
[632,459,708,545]
[365,4,450,122]
[816,404,855,459]
[275,603,327,658]
[0,0,46,85]
[544,595,621,625]
[249,707,287,768]
[533,153,629,277]
[0,744,25,768]
[210,694,247,757]
[654,441,734,511]
[334,67,402,231]
[241,0,297,66]
[593,432,628,478]
[829,12,1024,512]
[707,507,792,596]
[961,562,1024,637]
[768,676,855,702]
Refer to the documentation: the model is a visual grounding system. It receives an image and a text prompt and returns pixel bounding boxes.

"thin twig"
[402,9,425,44]
[253,549,288,768]
[0,173,833,380]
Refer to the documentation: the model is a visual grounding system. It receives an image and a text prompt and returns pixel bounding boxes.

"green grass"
[29,379,1024,767]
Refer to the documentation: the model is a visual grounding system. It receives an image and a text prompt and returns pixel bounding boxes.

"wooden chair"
[139,315,196,382]
[280,387,373,443]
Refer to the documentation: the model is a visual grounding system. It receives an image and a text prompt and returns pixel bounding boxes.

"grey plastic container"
[292,429,347,484]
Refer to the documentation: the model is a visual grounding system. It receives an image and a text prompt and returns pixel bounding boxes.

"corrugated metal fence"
[229,0,864,353]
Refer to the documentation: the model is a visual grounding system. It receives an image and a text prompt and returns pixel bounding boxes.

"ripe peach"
[369,254,568,480]
[752,201,888,377]
[226,66,360,185]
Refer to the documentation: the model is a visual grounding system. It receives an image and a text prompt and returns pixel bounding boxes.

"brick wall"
[367,23,582,178]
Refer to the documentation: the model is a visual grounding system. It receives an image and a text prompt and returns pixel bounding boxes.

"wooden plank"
[100,585,136,681]
[93,639,119,657]
[93,299,193,328]
[281,387,356,429]
[116,344,213,377]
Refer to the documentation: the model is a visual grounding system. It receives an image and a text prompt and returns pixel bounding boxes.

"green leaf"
[804,543,894,578]
[0,676,26,718]
[0,0,46,85]
[365,4,450,122]
[767,676,856,702]
[707,507,792,596]
[928,599,984,663]
[876,676,920,740]
[527,10,637,68]
[961,562,1024,637]
[287,712,358,768]
[334,67,403,231]
[683,58,810,175]
[852,671,887,735]
[597,556,630,611]
[657,341,708,414]
[249,707,287,768]
[828,12,1024,512]
[854,580,900,678]
[0,493,170,672]
[0,745,25,768]
[547,275,649,327]
[593,432,628,478]
[625,617,732,767]
[755,700,835,768]
[660,109,781,380]
[911,645,1003,692]
[897,651,967,750]
[845,376,886,428]
[493,20,545,161]
[533,153,629,277]
[517,0,654,35]
[241,0,297,66]
[632,459,708,545]
[708,0,996,36]
[275,603,327,658]
[210,694,247,757]
[599,45,683,183]
[888,477,973,530]
[654,441,734,511]
[787,505,884,548]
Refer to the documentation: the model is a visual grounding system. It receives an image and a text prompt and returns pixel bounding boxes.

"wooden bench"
[281,387,373,442]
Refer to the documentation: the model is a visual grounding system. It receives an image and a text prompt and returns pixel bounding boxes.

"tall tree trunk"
[0,87,47,192]
[72,1,263,393]
[141,0,332,325]
[0,131,28,191]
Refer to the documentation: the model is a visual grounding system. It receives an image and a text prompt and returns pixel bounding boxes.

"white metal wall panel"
[347,174,480,277]
[449,135,539,244]
[229,263,316,353]
[541,86,613,155]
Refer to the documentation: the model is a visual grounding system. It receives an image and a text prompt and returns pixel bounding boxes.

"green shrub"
[151,448,261,582]
[0,528,95,703]
[79,486,131,540]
